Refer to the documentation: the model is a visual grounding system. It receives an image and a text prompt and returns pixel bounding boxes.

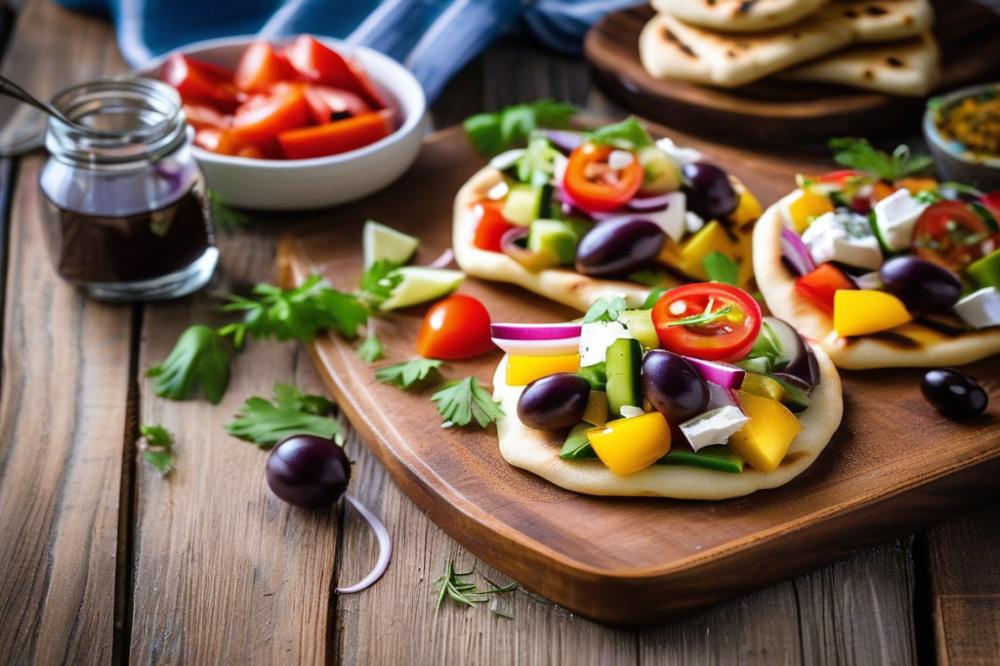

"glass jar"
[39,77,218,301]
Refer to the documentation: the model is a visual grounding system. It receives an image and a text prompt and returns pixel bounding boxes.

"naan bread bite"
[781,33,940,96]
[651,0,829,33]
[822,0,934,43]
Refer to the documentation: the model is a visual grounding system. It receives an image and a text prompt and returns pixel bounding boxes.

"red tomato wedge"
[563,143,644,212]
[472,201,516,252]
[651,283,761,362]
[277,111,392,159]
[912,201,1000,272]
[160,54,241,111]
[234,42,296,93]
[417,295,494,360]
[283,36,385,108]
[816,169,864,184]
[230,86,311,145]
[303,85,372,124]
[183,103,232,131]
[795,263,855,314]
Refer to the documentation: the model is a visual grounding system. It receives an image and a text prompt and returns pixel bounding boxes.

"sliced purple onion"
[491,322,582,340]
[781,226,817,277]
[426,248,455,269]
[542,129,585,154]
[501,227,556,271]
[336,494,392,594]
[681,356,745,389]
[627,192,673,212]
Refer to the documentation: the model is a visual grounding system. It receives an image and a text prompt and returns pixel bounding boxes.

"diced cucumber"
[771,376,811,412]
[502,184,550,226]
[616,309,659,349]
[379,267,464,310]
[363,220,419,269]
[605,338,642,417]
[578,362,607,391]
[737,356,772,375]
[528,219,579,264]
[967,248,1000,291]
[560,423,597,460]
[658,445,744,473]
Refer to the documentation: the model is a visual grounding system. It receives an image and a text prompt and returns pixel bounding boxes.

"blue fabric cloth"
[54,0,638,101]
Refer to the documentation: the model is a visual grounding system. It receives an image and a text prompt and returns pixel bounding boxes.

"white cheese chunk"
[647,191,686,242]
[685,211,705,235]
[619,405,645,418]
[578,320,634,367]
[678,406,749,452]
[801,210,883,270]
[552,152,568,185]
[655,137,702,165]
[954,287,1000,329]
[874,189,928,252]
[608,150,635,170]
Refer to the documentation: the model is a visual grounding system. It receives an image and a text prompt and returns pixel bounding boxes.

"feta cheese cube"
[655,137,702,165]
[685,211,705,235]
[648,191,686,242]
[874,189,928,252]
[801,210,883,270]
[678,406,749,452]
[954,287,1000,329]
[579,320,634,367]
[619,405,645,418]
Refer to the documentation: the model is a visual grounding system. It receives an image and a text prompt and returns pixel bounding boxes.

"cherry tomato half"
[472,200,516,253]
[230,86,311,146]
[651,283,762,362]
[159,54,242,111]
[416,295,495,360]
[563,143,643,212]
[277,111,392,159]
[234,41,296,94]
[912,201,1000,272]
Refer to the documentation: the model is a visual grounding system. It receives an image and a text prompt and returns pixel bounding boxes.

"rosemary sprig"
[434,559,517,611]
[667,304,734,328]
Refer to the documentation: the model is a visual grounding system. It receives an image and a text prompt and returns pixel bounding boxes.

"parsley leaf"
[702,252,740,286]
[587,116,654,151]
[225,383,343,448]
[358,331,385,363]
[582,295,628,323]
[359,259,404,309]
[516,134,559,187]
[432,377,505,428]
[139,424,176,477]
[375,358,443,390]
[828,138,934,182]
[146,324,231,404]
[641,288,667,310]
[463,100,576,156]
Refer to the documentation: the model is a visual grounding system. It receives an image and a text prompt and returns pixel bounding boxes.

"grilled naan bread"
[822,0,934,43]
[651,0,829,33]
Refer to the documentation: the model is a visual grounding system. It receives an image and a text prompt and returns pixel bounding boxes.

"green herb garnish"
[582,295,628,323]
[828,137,934,181]
[435,559,517,611]
[432,377,505,428]
[359,259,404,309]
[147,324,232,404]
[702,252,740,286]
[358,331,385,363]
[374,358,443,390]
[587,116,654,151]
[463,100,576,156]
[516,133,560,187]
[667,304,734,328]
[139,424,176,476]
[225,383,342,448]
[641,288,668,310]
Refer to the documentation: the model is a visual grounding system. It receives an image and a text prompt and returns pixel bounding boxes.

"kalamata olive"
[517,373,590,431]
[880,256,962,313]
[682,161,738,220]
[575,218,665,277]
[921,368,988,419]
[266,435,351,509]
[642,350,709,423]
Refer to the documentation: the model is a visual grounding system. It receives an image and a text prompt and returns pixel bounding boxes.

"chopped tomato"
[277,111,391,159]
[283,36,385,108]
[563,143,644,212]
[472,201,516,252]
[183,103,231,131]
[816,169,863,184]
[912,201,1000,272]
[651,283,761,362]
[871,180,897,203]
[230,86,311,145]
[234,41,296,93]
[160,54,241,111]
[416,295,494,360]
[795,263,855,314]
[302,85,372,124]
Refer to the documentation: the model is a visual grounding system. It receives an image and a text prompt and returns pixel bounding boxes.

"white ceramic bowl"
[138,35,428,211]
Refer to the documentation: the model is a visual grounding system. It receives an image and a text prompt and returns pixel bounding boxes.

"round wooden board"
[584,1,1000,148]
[277,126,1000,625]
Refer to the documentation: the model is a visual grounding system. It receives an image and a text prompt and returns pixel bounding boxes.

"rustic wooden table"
[0,0,998,663]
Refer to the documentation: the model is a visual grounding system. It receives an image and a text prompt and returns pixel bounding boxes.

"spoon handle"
[0,73,75,126]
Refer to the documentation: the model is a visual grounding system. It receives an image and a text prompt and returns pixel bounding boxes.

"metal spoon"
[0,72,83,130]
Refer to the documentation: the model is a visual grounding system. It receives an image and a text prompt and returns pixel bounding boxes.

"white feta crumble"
[647,191,687,242]
[655,137,702,165]
[608,149,635,170]
[578,321,634,367]
[489,148,525,172]
[679,406,749,452]
[552,151,568,185]
[685,211,705,235]
[873,189,928,252]
[801,210,883,270]
[619,405,645,418]
[954,287,1000,329]
[487,180,509,201]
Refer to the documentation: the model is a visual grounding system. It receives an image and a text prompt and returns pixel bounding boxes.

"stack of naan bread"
[639,0,941,96]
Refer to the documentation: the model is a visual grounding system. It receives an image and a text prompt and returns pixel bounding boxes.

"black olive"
[920,368,988,419]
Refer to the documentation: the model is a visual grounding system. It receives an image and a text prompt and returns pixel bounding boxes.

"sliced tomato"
[283,36,385,108]
[302,85,372,124]
[234,41,296,93]
[817,169,864,184]
[230,87,311,145]
[651,283,762,362]
[160,54,241,111]
[795,263,855,314]
[912,201,1000,272]
[416,295,494,360]
[472,201,516,252]
[277,111,391,159]
[183,103,231,131]
[563,143,644,212]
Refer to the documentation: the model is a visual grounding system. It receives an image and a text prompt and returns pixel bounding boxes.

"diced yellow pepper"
[832,289,912,337]
[506,353,580,386]
[740,374,784,402]
[677,220,736,280]
[582,390,609,426]
[587,412,671,476]
[787,189,834,233]
[729,391,802,473]
[731,188,762,227]
[656,237,684,268]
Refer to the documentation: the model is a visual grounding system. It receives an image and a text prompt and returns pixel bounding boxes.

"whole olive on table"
[266,435,351,509]
[921,368,988,419]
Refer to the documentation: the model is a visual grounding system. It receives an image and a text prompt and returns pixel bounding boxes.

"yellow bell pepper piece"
[656,237,684,268]
[677,220,736,280]
[740,374,784,402]
[582,390,609,426]
[506,353,580,386]
[787,189,834,233]
[731,188,762,227]
[729,391,802,473]
[833,289,912,337]
[587,412,671,476]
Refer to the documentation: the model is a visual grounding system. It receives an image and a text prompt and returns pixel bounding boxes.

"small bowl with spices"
[924,82,1000,191]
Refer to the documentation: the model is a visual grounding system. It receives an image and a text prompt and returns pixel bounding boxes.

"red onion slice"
[682,356,746,389]
[426,248,455,269]
[336,494,393,594]
[627,193,673,212]
[542,129,585,154]
[491,322,582,340]
[781,227,816,277]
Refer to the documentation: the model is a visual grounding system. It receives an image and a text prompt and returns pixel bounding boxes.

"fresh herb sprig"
[587,116,653,151]
[435,559,518,611]
[359,259,404,309]
[147,325,232,404]
[432,377,505,429]
[828,137,934,182]
[225,383,343,448]
[464,100,576,156]
[374,358,443,390]
[582,295,628,323]
[358,331,385,363]
[667,304,734,328]
[702,252,740,286]
[139,424,177,476]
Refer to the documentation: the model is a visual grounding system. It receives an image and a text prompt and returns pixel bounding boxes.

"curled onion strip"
[335,494,393,594]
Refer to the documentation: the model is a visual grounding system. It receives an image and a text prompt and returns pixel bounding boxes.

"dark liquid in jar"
[41,186,214,284]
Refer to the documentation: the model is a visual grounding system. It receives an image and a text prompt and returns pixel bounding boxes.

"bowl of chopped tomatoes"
[139,34,427,210]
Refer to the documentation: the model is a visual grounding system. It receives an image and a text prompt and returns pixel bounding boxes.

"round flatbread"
[651,0,829,33]
[492,344,843,500]
[753,192,1000,369]
[821,0,934,44]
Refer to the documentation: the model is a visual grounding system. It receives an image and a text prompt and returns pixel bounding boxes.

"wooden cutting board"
[277,126,1000,625]
[584,0,1000,148]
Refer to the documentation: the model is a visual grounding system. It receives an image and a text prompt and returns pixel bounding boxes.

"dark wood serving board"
[278,127,1000,625]
[584,1,1000,148]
